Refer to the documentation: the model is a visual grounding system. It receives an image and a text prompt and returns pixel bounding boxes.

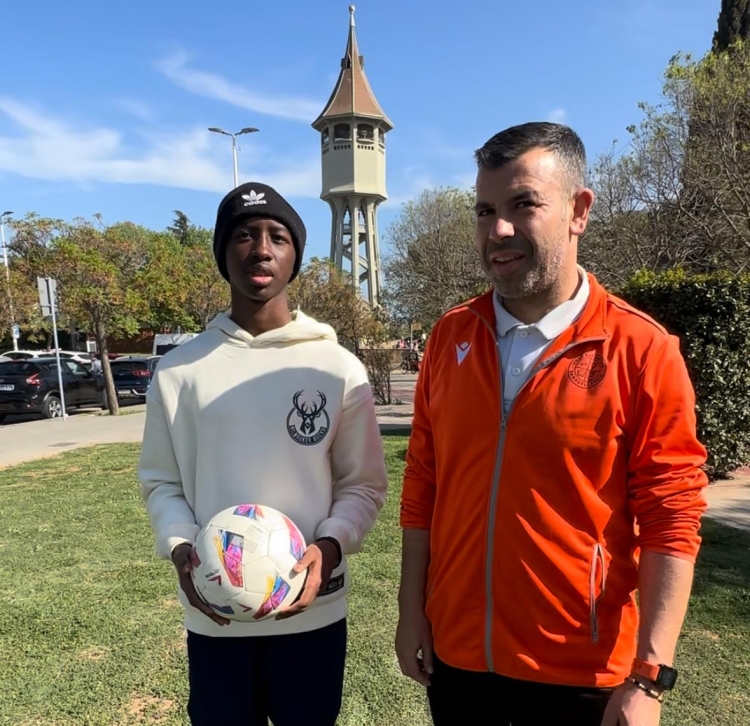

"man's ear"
[570,188,595,237]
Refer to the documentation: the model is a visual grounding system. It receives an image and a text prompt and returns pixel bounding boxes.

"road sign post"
[37,276,67,420]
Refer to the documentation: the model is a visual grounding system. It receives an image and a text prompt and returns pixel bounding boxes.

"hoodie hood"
[206,310,338,348]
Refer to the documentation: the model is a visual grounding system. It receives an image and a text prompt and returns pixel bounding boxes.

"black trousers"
[427,655,615,726]
[186,619,346,726]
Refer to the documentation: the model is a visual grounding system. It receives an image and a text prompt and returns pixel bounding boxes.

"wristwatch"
[631,659,679,690]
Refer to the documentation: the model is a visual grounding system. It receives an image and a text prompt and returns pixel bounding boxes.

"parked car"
[108,355,161,401]
[0,358,105,421]
[152,333,198,356]
[1,349,91,365]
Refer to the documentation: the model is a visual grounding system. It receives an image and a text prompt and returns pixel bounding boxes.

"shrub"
[360,348,395,405]
[619,270,750,478]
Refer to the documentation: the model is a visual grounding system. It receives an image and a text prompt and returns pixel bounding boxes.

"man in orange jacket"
[396,122,707,726]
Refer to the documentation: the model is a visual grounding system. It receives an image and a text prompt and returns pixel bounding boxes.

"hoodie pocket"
[589,543,608,643]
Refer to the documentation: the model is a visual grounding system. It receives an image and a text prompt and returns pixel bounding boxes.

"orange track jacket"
[400,274,708,687]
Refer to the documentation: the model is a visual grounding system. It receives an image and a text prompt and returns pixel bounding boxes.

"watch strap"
[631,659,661,683]
[631,659,678,690]
[627,676,664,702]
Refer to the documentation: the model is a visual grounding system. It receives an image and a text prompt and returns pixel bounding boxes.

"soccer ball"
[189,504,308,622]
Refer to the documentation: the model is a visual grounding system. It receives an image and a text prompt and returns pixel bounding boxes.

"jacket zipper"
[472,308,606,673]
[589,543,608,643]
[484,338,506,673]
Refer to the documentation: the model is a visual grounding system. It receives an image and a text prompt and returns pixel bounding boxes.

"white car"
[0,349,91,365]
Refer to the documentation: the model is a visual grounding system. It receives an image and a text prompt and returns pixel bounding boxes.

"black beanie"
[213,182,307,282]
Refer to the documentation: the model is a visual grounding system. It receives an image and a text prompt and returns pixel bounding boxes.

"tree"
[167,210,192,245]
[713,0,750,52]
[583,44,750,284]
[0,266,42,346]
[289,258,382,352]
[136,232,197,333]
[182,241,230,330]
[289,258,396,403]
[182,224,213,248]
[358,306,398,405]
[383,188,487,330]
[4,214,68,345]
[167,212,214,249]
[53,220,151,415]
[142,222,225,332]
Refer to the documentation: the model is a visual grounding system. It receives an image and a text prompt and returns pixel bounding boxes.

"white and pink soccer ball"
[190,504,307,622]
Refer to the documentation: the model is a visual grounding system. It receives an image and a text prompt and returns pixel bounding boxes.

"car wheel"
[43,396,63,419]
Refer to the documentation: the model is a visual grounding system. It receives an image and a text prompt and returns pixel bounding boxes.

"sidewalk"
[0,412,147,469]
[0,404,414,470]
[703,472,750,532]
[3,403,750,532]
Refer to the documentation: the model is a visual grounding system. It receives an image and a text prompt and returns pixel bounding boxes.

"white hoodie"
[139,311,388,637]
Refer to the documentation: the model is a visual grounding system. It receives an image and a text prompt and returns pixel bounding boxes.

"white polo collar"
[493,267,590,341]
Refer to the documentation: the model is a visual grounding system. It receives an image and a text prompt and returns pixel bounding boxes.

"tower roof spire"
[312,6,393,130]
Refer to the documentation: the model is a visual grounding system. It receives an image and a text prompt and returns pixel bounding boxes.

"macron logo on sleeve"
[456,342,471,365]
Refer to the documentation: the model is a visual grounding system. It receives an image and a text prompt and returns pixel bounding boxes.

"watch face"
[658,666,678,690]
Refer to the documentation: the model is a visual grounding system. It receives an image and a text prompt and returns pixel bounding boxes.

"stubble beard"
[489,241,567,300]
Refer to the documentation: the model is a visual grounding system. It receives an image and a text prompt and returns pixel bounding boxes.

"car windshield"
[0,362,42,376]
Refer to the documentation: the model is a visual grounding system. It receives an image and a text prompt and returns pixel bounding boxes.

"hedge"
[618,270,750,478]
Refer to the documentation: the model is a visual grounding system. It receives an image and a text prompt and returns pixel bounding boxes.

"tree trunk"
[69,318,79,351]
[96,320,119,416]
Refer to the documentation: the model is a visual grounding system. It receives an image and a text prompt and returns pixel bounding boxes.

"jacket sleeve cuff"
[159,524,201,561]
[399,479,435,530]
[638,544,700,564]
[315,519,358,556]
[315,536,343,566]
[399,511,433,530]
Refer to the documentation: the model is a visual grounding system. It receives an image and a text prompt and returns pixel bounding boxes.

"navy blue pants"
[186,619,347,726]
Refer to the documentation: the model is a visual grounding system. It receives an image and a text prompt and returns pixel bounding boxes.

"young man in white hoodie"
[139,182,388,726]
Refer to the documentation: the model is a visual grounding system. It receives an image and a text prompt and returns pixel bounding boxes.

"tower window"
[357,124,375,142]
[333,123,351,141]
[379,129,386,147]
[322,128,330,146]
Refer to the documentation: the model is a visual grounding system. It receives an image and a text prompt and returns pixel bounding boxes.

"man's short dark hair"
[474,122,587,192]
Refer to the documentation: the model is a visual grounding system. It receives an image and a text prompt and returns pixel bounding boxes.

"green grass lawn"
[0,439,748,725]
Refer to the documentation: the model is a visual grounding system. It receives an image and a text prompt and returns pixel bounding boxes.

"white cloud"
[113,98,155,121]
[383,163,476,209]
[0,98,320,198]
[156,53,322,123]
[547,108,568,124]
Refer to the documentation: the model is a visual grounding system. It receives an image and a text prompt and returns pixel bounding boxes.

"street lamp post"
[208,127,259,188]
[0,211,18,352]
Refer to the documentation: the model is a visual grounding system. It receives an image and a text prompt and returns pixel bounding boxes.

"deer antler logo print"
[287,390,331,446]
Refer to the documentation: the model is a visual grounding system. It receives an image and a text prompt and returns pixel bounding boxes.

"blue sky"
[0,0,717,261]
